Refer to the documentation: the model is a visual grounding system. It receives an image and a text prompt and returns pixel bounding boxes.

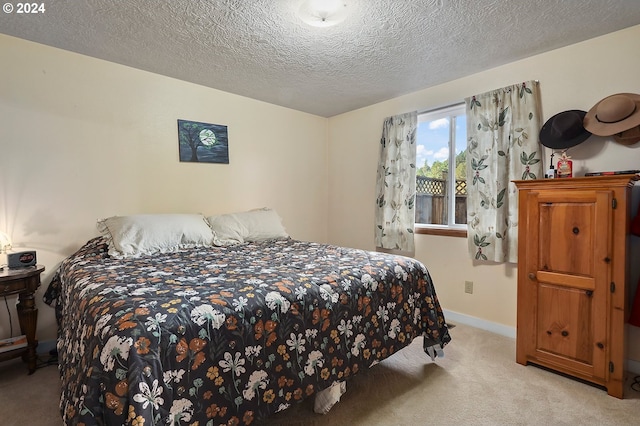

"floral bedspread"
[44,237,450,425]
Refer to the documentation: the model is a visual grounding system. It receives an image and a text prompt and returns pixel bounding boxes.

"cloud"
[416,145,449,167]
[429,118,449,130]
[433,147,449,161]
[416,145,430,167]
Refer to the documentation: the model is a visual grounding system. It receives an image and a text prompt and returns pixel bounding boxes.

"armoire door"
[522,189,611,379]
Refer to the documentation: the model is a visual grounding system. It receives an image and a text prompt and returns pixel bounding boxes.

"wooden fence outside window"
[415,175,467,225]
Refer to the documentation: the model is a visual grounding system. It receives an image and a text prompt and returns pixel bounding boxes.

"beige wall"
[327,25,640,362]
[0,34,329,342]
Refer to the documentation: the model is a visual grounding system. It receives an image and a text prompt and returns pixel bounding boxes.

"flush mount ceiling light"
[299,0,347,27]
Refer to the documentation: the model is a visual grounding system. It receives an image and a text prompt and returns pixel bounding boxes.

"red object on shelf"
[557,152,573,178]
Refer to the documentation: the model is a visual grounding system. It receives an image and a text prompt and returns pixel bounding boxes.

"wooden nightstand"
[0,264,45,374]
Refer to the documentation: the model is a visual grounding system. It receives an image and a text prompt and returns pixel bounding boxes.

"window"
[415,103,467,236]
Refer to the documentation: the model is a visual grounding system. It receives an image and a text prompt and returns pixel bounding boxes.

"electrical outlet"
[465,280,473,294]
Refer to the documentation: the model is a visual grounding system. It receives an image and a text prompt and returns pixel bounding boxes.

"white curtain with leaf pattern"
[374,111,418,252]
[465,81,543,263]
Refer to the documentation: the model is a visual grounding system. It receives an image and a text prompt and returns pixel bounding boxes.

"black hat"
[539,110,591,149]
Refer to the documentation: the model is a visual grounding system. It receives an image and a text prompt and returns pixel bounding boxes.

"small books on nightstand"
[0,335,27,353]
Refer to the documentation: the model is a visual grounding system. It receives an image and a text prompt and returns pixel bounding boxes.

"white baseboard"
[443,309,640,375]
[443,309,516,339]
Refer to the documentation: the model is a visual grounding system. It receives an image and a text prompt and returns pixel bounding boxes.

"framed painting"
[177,119,229,164]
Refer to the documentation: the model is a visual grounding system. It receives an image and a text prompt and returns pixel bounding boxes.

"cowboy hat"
[613,125,640,146]
[584,93,640,136]
[539,110,591,149]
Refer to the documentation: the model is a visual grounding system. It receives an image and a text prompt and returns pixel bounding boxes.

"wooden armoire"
[514,174,639,398]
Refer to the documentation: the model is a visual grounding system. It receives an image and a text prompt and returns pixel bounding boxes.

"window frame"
[414,103,468,238]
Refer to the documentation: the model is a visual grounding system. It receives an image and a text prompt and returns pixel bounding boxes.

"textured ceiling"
[1,0,640,117]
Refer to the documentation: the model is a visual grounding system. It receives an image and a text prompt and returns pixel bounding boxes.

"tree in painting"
[178,119,229,164]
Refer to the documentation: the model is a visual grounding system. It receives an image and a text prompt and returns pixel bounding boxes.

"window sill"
[414,226,467,238]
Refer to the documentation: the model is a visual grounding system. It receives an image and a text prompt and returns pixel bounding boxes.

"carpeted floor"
[1,323,639,425]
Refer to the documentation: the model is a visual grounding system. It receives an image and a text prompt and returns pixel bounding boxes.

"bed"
[44,212,450,425]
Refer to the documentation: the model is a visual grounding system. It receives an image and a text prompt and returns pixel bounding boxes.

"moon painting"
[178,119,229,164]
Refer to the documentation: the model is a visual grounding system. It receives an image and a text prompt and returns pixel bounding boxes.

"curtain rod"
[418,102,465,116]
[418,80,540,114]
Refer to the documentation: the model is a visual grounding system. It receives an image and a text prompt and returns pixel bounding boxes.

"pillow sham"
[207,208,288,246]
[97,214,215,258]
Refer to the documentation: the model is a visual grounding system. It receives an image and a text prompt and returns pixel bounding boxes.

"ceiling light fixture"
[299,0,347,28]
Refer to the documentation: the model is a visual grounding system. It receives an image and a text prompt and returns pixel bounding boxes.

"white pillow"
[207,208,288,246]
[207,213,248,246]
[97,214,215,258]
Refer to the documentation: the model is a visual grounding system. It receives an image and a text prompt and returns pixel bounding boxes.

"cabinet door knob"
[596,342,604,349]
[528,272,536,280]
[561,330,569,337]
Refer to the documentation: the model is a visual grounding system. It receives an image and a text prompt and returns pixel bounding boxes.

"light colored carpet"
[1,323,639,425]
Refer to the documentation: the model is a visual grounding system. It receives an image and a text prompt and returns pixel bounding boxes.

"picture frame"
[177,119,229,164]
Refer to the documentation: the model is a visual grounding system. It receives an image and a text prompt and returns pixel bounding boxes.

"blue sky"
[416,116,466,168]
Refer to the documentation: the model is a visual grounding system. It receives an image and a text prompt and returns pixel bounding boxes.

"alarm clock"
[7,251,37,269]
